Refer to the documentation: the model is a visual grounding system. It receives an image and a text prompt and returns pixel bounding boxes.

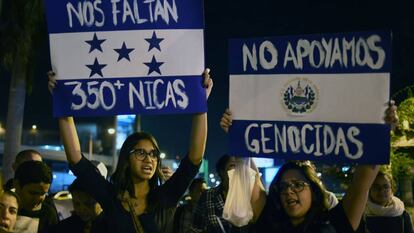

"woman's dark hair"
[110,132,164,209]
[259,161,329,232]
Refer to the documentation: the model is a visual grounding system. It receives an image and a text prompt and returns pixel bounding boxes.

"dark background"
[1,0,413,168]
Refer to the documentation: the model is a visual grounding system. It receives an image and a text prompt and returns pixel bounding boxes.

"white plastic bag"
[222,158,256,227]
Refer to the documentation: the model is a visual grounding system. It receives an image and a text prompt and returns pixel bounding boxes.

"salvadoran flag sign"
[228,31,391,164]
[45,0,205,117]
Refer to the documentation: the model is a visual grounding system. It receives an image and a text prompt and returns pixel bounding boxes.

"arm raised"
[342,165,379,230]
[48,71,82,165]
[59,117,82,165]
[188,69,213,165]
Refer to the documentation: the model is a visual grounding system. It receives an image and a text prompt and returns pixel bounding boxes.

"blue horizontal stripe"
[53,75,207,117]
[229,31,391,74]
[229,119,390,164]
[45,0,204,33]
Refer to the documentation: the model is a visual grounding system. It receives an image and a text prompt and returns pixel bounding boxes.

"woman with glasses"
[364,169,413,233]
[48,69,213,233]
[254,161,378,233]
[219,107,400,233]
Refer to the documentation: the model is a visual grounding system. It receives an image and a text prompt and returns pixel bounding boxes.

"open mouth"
[142,165,153,173]
[286,198,299,207]
[0,222,9,230]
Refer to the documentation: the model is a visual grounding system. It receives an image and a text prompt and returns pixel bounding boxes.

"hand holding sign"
[228,31,392,164]
[45,0,206,117]
[220,109,233,133]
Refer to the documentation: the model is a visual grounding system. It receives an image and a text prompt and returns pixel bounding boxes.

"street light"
[30,124,38,145]
[107,128,116,135]
[160,152,166,159]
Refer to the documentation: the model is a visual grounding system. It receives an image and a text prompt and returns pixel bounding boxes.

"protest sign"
[45,0,205,117]
[228,31,391,164]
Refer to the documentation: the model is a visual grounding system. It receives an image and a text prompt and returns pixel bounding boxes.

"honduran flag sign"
[45,0,205,117]
[228,31,391,164]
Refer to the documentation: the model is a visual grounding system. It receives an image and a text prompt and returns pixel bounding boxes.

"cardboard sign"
[45,0,206,117]
[228,31,391,164]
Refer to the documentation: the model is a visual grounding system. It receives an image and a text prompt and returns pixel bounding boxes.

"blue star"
[145,31,164,52]
[86,58,107,77]
[114,42,135,61]
[144,55,164,75]
[85,33,106,53]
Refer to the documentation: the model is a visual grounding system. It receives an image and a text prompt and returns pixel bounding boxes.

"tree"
[0,0,45,181]
[390,92,414,205]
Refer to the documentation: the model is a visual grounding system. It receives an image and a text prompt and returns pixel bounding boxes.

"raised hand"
[202,68,213,100]
[220,109,233,133]
[384,100,399,131]
[47,71,57,94]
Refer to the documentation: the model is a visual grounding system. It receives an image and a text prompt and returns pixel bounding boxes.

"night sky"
[1,0,413,168]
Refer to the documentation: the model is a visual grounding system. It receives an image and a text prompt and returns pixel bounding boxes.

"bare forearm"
[343,165,380,230]
[188,113,207,165]
[59,117,82,165]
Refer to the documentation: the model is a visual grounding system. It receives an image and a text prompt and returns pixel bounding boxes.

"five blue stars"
[144,55,164,75]
[85,33,106,53]
[114,42,135,61]
[86,58,107,77]
[145,31,164,52]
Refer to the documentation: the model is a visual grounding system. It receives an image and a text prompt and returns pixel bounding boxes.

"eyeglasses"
[279,181,309,194]
[371,184,391,192]
[129,148,159,161]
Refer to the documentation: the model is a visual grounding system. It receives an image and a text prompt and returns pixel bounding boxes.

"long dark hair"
[259,161,329,232]
[110,132,164,209]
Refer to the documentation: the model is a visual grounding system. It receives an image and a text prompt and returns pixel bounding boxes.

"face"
[370,175,392,206]
[72,191,102,222]
[129,139,159,181]
[0,194,18,232]
[279,169,312,226]
[15,182,50,211]
[189,182,208,204]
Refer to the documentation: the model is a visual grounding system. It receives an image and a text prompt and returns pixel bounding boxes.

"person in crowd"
[257,161,378,233]
[3,150,42,190]
[173,178,207,233]
[174,178,207,233]
[220,108,395,233]
[190,154,266,233]
[13,161,58,233]
[0,190,19,233]
[48,178,107,233]
[48,69,212,233]
[364,168,413,233]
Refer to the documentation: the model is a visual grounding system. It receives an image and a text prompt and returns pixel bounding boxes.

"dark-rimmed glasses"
[129,148,159,161]
[279,181,309,194]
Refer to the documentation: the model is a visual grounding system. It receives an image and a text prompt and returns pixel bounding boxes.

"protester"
[219,108,397,233]
[190,154,266,233]
[364,169,413,233]
[0,190,19,233]
[13,161,58,233]
[48,178,107,233]
[173,178,207,233]
[48,69,212,233]
[3,150,42,190]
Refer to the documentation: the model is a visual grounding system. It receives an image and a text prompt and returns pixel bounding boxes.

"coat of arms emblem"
[281,78,318,115]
